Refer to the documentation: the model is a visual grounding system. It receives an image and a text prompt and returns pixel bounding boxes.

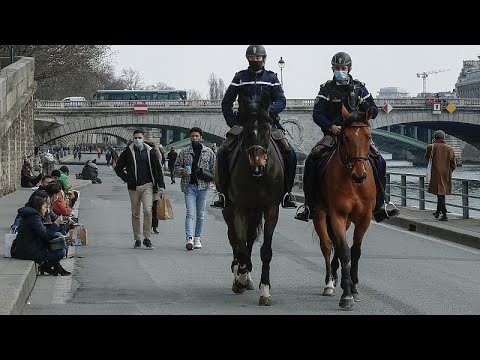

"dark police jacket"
[313,75,378,135]
[221,68,286,128]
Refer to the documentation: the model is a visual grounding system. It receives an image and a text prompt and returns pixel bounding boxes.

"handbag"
[47,236,67,251]
[4,231,17,258]
[157,194,174,220]
[426,144,434,184]
[195,167,214,182]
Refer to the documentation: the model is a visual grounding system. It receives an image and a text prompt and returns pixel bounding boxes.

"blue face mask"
[134,139,143,148]
[334,70,348,81]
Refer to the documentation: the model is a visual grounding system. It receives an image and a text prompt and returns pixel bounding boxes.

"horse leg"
[258,206,279,306]
[350,219,369,302]
[231,212,250,294]
[313,210,335,296]
[245,212,261,291]
[330,213,355,310]
[326,215,339,289]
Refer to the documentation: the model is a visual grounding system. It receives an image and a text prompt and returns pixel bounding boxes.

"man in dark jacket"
[167,147,178,184]
[115,129,166,249]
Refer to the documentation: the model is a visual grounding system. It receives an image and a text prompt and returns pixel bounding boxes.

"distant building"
[376,87,410,99]
[455,56,480,98]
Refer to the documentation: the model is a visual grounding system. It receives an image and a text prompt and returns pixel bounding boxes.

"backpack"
[11,214,21,233]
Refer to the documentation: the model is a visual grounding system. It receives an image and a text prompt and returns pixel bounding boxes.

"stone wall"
[0,57,36,197]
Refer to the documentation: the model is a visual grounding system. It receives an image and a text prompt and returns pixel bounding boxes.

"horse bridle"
[339,123,370,170]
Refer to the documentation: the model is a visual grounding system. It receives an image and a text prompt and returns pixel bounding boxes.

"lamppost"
[278,57,285,88]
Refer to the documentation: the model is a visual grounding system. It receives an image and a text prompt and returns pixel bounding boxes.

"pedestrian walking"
[425,130,457,221]
[167,147,178,184]
[174,127,215,250]
[115,129,166,249]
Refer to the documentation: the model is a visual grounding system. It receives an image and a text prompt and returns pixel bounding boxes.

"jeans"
[437,195,447,215]
[184,184,208,239]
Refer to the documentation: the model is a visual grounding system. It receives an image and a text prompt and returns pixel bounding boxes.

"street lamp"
[278,57,285,88]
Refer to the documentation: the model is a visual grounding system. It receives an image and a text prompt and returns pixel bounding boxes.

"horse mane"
[341,105,372,127]
[237,93,271,126]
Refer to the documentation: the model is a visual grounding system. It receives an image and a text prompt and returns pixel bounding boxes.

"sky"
[111,45,480,99]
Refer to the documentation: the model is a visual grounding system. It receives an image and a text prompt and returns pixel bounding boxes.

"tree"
[143,82,175,90]
[208,73,225,100]
[0,45,121,100]
[187,89,203,100]
[120,67,144,90]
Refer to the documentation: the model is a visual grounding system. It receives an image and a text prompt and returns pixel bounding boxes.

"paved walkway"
[0,176,91,314]
[0,184,478,315]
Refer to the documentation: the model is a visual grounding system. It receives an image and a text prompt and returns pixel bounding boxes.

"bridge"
[34,98,480,161]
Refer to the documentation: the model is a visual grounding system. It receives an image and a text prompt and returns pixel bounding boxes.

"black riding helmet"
[331,52,352,67]
[246,45,267,58]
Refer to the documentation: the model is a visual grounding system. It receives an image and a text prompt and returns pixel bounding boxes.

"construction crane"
[416,68,450,97]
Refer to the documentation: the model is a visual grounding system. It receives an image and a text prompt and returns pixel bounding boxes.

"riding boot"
[295,153,316,222]
[54,262,71,276]
[281,147,297,209]
[372,153,399,223]
[211,146,229,209]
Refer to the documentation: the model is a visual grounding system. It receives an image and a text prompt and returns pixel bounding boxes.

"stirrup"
[294,205,310,221]
[282,193,297,208]
[210,192,226,209]
[385,202,399,219]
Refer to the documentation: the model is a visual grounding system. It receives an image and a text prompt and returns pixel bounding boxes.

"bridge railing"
[294,165,480,219]
[35,98,480,110]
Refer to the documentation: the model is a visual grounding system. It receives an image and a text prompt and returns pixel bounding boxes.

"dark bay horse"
[219,93,284,306]
[313,105,376,310]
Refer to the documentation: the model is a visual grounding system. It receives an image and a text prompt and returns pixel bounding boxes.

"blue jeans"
[184,184,208,239]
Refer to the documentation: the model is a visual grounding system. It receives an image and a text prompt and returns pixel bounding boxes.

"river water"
[386,160,480,218]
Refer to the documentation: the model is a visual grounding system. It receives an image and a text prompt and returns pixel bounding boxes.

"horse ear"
[341,104,350,120]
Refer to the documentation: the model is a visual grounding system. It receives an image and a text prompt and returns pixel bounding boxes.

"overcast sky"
[111,45,480,99]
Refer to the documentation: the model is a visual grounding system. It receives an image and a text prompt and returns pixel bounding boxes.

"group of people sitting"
[10,166,81,276]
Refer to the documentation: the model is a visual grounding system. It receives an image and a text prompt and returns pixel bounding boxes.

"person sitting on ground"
[81,159,101,183]
[11,195,71,276]
[21,161,42,188]
[58,165,79,208]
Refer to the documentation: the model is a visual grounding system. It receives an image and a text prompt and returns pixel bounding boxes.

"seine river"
[386,160,480,218]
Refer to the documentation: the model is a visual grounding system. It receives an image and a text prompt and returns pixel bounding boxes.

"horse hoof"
[232,282,246,294]
[322,287,335,296]
[352,293,360,302]
[246,279,255,290]
[259,296,272,306]
[339,296,355,310]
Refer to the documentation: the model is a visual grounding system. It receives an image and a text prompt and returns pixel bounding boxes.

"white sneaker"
[186,236,194,251]
[194,237,202,249]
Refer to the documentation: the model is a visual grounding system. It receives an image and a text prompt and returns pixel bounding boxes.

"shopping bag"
[77,225,88,245]
[157,194,174,220]
[4,232,17,258]
[426,144,434,184]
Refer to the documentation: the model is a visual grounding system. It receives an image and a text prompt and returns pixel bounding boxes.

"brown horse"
[313,105,376,310]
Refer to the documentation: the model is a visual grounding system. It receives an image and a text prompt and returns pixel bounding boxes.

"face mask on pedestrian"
[134,138,143,148]
[334,70,348,81]
[249,60,264,72]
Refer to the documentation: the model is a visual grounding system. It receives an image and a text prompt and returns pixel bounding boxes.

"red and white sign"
[383,102,393,114]
[134,103,148,114]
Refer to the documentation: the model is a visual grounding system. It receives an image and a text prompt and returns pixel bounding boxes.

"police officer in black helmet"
[295,51,399,223]
[211,45,298,209]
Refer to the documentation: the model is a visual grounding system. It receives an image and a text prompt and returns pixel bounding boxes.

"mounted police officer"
[295,51,399,222]
[211,45,297,209]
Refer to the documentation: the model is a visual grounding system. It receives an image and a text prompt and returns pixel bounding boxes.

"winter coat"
[11,206,62,264]
[81,161,98,181]
[115,142,165,192]
[425,141,456,195]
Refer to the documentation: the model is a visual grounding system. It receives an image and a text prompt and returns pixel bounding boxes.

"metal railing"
[294,165,480,219]
[34,98,480,110]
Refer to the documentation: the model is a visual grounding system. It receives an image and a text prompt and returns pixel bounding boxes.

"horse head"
[340,104,373,184]
[238,93,272,177]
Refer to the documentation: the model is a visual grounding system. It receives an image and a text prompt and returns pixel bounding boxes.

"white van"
[62,96,86,108]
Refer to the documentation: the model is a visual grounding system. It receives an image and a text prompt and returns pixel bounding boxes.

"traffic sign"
[383,102,393,114]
